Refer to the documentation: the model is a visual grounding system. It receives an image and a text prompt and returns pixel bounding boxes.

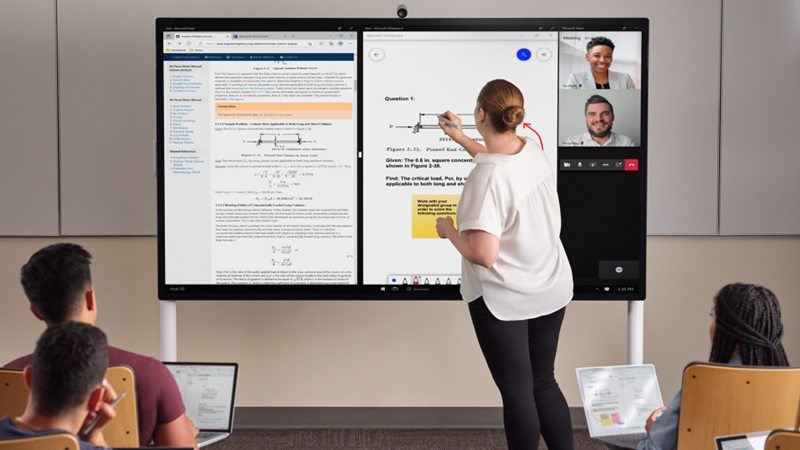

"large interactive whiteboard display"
[157,18,648,301]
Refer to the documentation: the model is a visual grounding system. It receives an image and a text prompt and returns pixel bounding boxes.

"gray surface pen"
[82,389,127,435]
[436,114,460,130]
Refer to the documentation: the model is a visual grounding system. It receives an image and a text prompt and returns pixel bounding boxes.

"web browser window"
[163,31,358,286]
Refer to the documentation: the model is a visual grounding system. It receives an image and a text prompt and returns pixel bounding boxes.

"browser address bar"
[202,41,306,47]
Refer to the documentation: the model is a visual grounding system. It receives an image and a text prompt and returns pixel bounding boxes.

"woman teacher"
[566,36,636,89]
[436,80,574,450]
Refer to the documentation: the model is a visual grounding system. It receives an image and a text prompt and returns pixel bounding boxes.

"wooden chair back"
[0,433,80,450]
[102,365,139,448]
[765,430,800,450]
[0,365,139,447]
[678,362,800,450]
[0,369,29,419]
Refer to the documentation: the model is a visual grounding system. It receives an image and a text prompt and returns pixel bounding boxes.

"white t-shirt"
[456,137,574,320]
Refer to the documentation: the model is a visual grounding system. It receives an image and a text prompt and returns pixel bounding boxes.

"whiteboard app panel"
[362,31,558,285]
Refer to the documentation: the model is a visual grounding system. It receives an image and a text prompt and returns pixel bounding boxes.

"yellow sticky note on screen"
[411,195,460,239]
[600,413,612,427]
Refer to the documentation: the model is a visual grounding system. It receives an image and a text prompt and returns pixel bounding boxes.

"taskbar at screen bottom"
[161,284,463,300]
[573,282,640,294]
[161,283,642,300]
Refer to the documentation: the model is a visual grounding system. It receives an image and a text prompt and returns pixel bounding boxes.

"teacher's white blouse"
[456,137,573,320]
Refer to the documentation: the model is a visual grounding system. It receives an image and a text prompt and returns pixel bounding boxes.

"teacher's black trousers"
[469,297,573,450]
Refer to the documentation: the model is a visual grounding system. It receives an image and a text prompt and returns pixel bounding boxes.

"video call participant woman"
[634,283,790,450]
[435,80,574,450]
[566,36,636,89]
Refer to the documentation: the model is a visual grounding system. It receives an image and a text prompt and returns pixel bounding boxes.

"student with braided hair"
[709,283,789,366]
[633,283,790,450]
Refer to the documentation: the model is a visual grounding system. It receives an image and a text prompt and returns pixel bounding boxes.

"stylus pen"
[82,390,127,435]
[437,114,460,130]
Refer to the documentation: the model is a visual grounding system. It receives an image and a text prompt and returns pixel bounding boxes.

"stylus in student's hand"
[82,390,127,435]
[437,114,460,130]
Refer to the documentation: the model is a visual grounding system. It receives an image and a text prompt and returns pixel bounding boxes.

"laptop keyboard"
[605,432,646,443]
[197,432,218,439]
[623,433,645,441]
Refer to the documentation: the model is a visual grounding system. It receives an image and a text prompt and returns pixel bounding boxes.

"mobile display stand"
[161,300,644,364]
[628,301,644,365]
[161,301,178,362]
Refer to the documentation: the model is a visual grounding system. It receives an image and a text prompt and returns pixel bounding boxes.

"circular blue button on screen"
[517,48,531,61]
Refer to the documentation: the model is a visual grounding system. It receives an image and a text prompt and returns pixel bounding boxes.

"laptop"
[715,430,773,450]
[576,364,664,449]
[163,362,239,448]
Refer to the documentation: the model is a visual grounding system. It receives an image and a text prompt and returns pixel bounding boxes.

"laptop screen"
[716,437,756,450]
[715,430,772,450]
[164,363,238,432]
[576,364,663,437]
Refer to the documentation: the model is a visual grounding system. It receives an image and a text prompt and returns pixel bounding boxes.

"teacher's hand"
[436,216,455,239]
[438,111,464,140]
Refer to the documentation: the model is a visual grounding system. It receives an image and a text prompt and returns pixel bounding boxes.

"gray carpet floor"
[209,429,608,449]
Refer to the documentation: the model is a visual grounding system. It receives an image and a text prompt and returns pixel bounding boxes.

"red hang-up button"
[624,159,639,171]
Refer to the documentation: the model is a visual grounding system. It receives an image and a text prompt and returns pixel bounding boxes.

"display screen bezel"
[157,17,648,300]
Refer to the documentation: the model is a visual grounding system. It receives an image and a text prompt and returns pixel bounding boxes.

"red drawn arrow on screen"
[522,123,543,150]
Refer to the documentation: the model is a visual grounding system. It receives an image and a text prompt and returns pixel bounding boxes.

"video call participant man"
[4,243,199,449]
[565,36,636,89]
[0,322,117,449]
[562,95,635,147]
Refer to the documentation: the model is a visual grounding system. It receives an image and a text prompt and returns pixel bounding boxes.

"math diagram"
[243,132,315,147]
[391,113,477,134]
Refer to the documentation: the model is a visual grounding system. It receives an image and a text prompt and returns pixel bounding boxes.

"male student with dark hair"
[4,243,198,449]
[0,321,117,449]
